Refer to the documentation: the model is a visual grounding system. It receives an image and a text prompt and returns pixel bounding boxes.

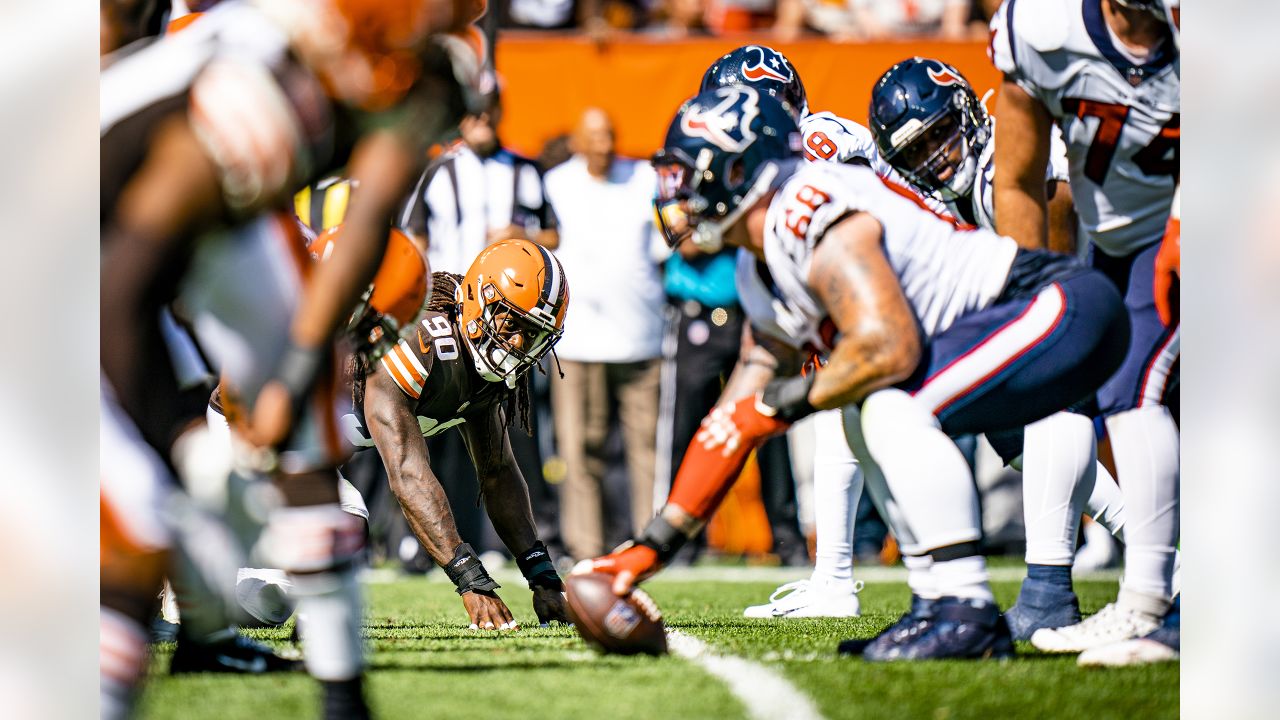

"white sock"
[1086,462,1126,542]
[858,390,983,555]
[1106,406,1180,600]
[810,409,861,585]
[932,555,995,603]
[264,505,367,680]
[902,554,938,600]
[1023,412,1096,566]
[100,607,148,720]
[292,567,365,681]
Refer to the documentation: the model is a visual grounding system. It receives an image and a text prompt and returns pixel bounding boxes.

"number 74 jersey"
[991,0,1178,256]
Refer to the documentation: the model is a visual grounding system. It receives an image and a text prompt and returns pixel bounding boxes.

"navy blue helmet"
[652,86,802,251]
[868,57,991,201]
[699,45,808,122]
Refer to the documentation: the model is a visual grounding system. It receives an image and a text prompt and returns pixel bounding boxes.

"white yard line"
[365,565,1123,585]
[666,629,827,720]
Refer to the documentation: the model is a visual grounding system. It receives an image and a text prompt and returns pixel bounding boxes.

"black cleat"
[838,595,934,656]
[866,596,1014,662]
[323,677,372,720]
[170,630,303,675]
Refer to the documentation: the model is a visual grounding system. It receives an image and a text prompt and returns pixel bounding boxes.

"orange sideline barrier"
[495,34,1002,161]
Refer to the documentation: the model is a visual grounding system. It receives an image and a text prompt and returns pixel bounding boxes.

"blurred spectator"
[851,0,973,39]
[645,0,710,38]
[544,108,666,560]
[774,0,858,39]
[502,0,648,32]
[704,0,777,34]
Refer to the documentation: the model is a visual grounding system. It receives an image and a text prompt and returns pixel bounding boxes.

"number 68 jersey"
[991,0,1178,257]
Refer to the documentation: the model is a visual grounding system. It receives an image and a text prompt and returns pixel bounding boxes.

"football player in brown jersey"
[341,237,572,629]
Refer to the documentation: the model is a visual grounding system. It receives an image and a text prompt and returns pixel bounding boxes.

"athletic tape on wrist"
[760,373,818,423]
[637,515,688,565]
[277,341,326,409]
[516,541,562,591]
[443,543,500,595]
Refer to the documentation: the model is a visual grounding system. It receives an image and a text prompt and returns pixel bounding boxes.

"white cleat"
[1031,602,1162,653]
[1077,637,1179,667]
[743,578,864,619]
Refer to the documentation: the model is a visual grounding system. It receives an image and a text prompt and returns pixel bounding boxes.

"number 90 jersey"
[341,309,511,447]
[737,162,1018,355]
[991,0,1179,256]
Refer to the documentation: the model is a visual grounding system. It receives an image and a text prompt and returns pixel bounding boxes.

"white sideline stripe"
[666,630,826,720]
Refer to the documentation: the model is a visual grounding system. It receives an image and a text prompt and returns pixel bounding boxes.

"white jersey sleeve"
[752,162,1018,351]
[799,111,878,164]
[990,0,1179,256]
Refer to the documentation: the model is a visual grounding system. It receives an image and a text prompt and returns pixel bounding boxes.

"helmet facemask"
[884,89,990,202]
[653,148,784,252]
[462,281,562,388]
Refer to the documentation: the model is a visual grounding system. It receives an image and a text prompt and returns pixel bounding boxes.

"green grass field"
[138,567,1177,720]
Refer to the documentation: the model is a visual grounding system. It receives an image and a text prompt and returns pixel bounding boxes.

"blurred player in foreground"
[991,0,1180,659]
[100,0,481,716]
[340,237,571,629]
[577,86,1130,661]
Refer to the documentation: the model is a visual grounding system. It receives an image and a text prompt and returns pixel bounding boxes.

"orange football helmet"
[457,239,569,386]
[312,225,431,356]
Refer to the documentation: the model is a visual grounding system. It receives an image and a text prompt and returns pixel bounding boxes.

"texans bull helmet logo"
[679,86,760,154]
[927,64,962,87]
[741,45,794,84]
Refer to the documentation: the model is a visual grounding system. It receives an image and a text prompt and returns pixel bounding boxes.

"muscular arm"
[1045,179,1078,255]
[101,115,224,415]
[994,78,1055,250]
[807,212,922,409]
[363,368,464,566]
[460,407,539,555]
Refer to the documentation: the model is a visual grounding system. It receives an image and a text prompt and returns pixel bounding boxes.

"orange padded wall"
[494,35,1001,161]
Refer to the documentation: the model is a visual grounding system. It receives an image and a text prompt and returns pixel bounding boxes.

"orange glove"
[1154,215,1180,327]
[574,543,661,596]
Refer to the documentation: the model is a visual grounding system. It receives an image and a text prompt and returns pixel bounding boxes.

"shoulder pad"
[1013,0,1072,53]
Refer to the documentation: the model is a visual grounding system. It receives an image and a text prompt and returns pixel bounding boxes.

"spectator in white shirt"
[543,108,667,560]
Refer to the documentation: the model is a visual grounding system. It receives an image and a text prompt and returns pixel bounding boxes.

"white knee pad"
[841,404,919,552]
[856,390,981,555]
[236,568,296,627]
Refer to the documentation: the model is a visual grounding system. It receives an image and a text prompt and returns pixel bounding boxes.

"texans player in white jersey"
[867,56,1132,641]
[699,44,961,621]
[991,0,1180,660]
[698,44,874,620]
[577,86,1131,661]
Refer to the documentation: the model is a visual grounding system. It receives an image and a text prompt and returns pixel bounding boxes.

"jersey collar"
[1083,0,1176,86]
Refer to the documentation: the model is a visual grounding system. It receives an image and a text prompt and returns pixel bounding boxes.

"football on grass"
[565,573,668,656]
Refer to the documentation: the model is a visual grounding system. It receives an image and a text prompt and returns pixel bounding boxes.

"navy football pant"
[902,270,1129,438]
[1091,241,1180,417]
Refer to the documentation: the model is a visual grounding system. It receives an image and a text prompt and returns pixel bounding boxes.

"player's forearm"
[810,331,920,410]
[477,464,540,558]
[994,79,1054,249]
[995,177,1050,250]
[387,458,466,567]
